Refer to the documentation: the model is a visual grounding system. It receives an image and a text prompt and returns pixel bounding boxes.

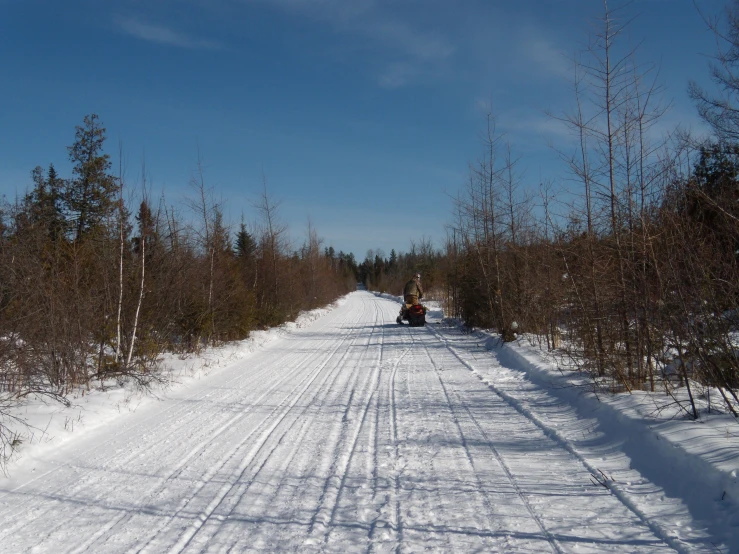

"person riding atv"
[396,273,427,326]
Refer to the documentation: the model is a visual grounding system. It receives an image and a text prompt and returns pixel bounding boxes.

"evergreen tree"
[20,164,66,240]
[133,200,155,256]
[676,143,739,232]
[65,114,117,241]
[388,249,397,270]
[45,164,66,241]
[235,223,256,260]
[19,166,47,230]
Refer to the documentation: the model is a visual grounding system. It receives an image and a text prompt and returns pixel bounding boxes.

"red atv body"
[401,304,426,327]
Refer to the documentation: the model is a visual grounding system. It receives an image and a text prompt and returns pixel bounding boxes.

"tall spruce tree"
[235,223,256,260]
[65,114,117,241]
[45,164,66,241]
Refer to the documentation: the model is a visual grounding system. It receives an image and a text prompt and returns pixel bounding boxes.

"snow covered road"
[0,292,718,552]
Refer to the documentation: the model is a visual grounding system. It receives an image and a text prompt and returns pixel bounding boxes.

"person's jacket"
[404,279,423,298]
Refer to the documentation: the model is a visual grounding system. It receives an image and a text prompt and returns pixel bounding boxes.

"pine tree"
[45,164,66,241]
[21,164,66,240]
[65,114,117,241]
[388,249,397,270]
[211,209,232,256]
[235,223,256,260]
[134,200,155,256]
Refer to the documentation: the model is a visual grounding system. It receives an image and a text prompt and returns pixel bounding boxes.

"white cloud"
[517,25,570,78]
[500,110,573,141]
[378,62,419,89]
[116,16,224,50]
[245,0,455,87]
[255,0,375,22]
[461,7,575,90]
[367,19,455,62]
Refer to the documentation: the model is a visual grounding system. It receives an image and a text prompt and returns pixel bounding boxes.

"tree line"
[0,114,358,415]
[360,1,739,419]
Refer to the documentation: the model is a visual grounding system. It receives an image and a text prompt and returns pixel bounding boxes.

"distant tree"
[388,249,397,271]
[133,199,156,256]
[236,222,257,260]
[336,251,358,281]
[324,246,336,270]
[688,142,739,221]
[20,165,66,240]
[235,222,257,291]
[45,165,66,241]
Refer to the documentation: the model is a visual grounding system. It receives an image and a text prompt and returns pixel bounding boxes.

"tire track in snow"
[61,311,361,554]
[0,311,348,541]
[322,300,385,538]
[389,327,454,553]
[231,295,389,552]
[312,300,412,553]
[73,326,352,554]
[324,297,409,553]
[371,322,474,553]
[0,353,307,549]
[191,298,382,552]
[303,299,384,545]
[0,302,357,553]
[165,298,376,553]
[399,329,503,551]
[195,399,317,552]
[430,325,690,554]
[164,348,350,553]
[183,368,339,553]
[387,340,409,554]
[365,304,396,553]
[0,356,267,522]
[122,348,346,553]
[416,330,562,554]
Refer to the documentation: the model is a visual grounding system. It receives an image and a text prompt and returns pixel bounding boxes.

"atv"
[396,303,427,327]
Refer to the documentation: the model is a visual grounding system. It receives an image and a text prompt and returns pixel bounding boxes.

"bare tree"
[253,173,288,323]
[127,160,150,368]
[115,141,127,363]
[548,1,671,390]
[689,0,739,142]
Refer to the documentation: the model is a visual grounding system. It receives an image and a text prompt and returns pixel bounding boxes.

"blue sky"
[0,0,724,258]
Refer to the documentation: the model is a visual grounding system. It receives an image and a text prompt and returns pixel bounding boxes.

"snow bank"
[440,322,739,551]
[501,339,739,500]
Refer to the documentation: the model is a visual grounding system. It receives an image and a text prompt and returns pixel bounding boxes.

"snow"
[0,299,345,484]
[0,290,738,552]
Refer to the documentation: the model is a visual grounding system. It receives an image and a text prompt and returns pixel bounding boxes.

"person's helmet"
[414,273,421,280]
